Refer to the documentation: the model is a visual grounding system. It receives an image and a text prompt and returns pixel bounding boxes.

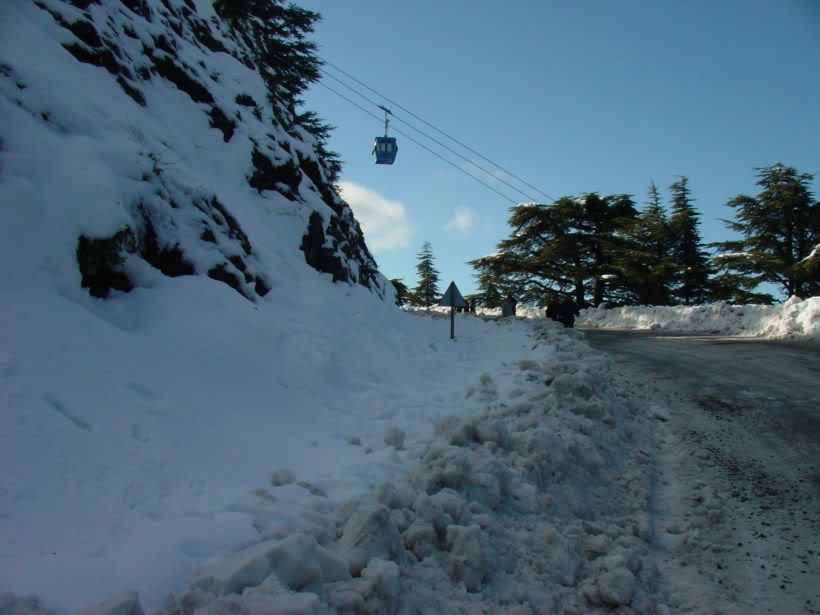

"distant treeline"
[469,164,818,307]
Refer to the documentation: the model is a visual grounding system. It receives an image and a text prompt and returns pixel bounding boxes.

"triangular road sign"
[438,281,467,308]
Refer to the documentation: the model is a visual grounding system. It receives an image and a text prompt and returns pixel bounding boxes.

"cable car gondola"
[373,105,398,165]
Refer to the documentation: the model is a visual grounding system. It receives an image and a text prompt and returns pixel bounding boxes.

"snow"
[149,319,677,614]
[800,243,819,263]
[1,277,564,610]
[2,0,817,611]
[578,296,820,340]
[0,0,527,609]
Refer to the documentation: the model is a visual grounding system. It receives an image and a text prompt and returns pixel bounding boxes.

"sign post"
[437,281,468,340]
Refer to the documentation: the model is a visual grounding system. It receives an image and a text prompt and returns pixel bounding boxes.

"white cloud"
[445,206,477,234]
[339,181,412,252]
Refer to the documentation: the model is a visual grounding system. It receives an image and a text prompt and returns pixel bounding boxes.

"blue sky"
[300,0,820,297]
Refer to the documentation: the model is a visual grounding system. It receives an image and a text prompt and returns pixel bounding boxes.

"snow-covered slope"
[0,0,388,302]
[578,296,820,340]
[0,0,410,609]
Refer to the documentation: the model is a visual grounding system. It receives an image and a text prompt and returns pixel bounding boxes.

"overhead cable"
[315,80,520,205]
[319,57,555,203]
[320,68,540,204]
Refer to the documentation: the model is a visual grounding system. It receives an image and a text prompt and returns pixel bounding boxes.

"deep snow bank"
[141,320,673,614]
[578,296,820,340]
[0,287,566,611]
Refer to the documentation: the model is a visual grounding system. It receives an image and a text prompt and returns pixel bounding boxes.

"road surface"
[582,329,820,614]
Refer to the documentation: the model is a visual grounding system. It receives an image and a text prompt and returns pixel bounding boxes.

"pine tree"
[470,200,578,305]
[214,0,321,111]
[214,1,342,194]
[576,193,637,306]
[714,164,819,299]
[483,282,502,309]
[668,176,710,304]
[411,242,441,307]
[474,264,504,308]
[619,182,674,304]
[470,195,636,307]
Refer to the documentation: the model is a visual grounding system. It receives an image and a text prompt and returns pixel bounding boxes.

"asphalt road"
[582,329,820,612]
[582,330,820,453]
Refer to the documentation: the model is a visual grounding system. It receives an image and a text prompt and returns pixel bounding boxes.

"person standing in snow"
[559,299,579,328]
[546,300,560,323]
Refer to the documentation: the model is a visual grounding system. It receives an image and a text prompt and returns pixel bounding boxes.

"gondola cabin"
[373,136,398,165]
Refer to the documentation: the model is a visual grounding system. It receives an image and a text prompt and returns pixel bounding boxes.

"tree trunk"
[593,279,604,307]
[574,279,585,307]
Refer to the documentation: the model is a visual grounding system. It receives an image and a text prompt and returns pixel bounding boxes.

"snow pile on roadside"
[143,319,673,614]
[1,286,567,611]
[578,296,820,340]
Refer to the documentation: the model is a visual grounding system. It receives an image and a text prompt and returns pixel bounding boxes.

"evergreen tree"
[470,200,578,306]
[619,182,674,304]
[411,242,441,307]
[714,164,819,299]
[214,0,321,111]
[470,195,636,307]
[473,263,504,308]
[214,1,341,191]
[576,193,638,306]
[482,282,502,309]
[293,111,343,185]
[668,176,710,304]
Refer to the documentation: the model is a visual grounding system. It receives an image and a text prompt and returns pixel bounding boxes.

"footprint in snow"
[0,352,14,377]
[44,393,94,432]
[124,382,168,416]
[43,393,94,431]
[131,423,150,443]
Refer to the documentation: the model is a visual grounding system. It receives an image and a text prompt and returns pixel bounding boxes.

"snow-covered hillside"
[0,0,405,609]
[0,0,387,302]
[578,296,820,340]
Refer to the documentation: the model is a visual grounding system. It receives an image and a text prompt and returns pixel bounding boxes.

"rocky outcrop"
[14,0,388,300]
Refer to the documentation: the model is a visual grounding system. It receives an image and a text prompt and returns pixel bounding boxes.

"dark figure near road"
[545,301,559,323]
[560,300,579,328]
[546,299,579,328]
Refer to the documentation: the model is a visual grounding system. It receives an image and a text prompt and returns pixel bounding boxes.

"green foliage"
[471,166,815,306]
[470,194,637,307]
[713,163,819,300]
[294,110,343,185]
[668,176,711,305]
[618,182,675,305]
[214,0,320,109]
[214,0,341,191]
[410,241,440,307]
[473,264,504,308]
[709,272,776,304]
[76,229,135,298]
